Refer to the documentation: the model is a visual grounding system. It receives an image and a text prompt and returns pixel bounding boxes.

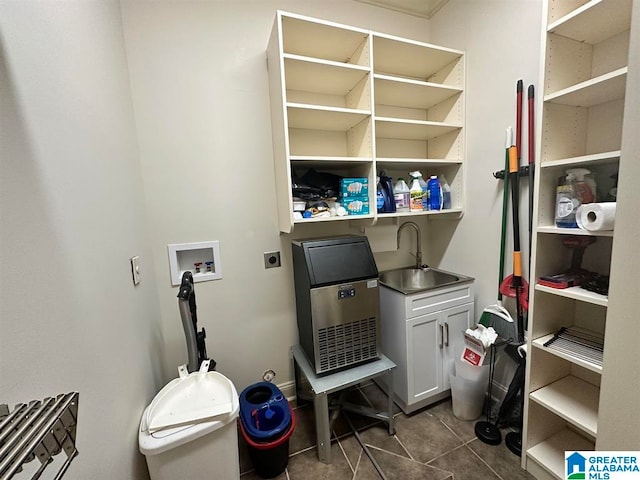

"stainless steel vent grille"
[316,317,379,373]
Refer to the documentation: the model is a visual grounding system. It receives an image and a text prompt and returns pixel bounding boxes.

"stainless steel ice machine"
[292,235,380,375]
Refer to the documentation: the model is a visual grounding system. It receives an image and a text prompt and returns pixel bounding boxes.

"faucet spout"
[397,221,422,269]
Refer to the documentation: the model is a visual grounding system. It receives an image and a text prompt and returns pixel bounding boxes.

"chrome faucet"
[397,221,423,269]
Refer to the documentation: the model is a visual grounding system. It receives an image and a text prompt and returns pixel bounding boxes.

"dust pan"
[479,303,518,343]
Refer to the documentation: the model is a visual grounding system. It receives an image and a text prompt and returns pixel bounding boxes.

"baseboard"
[277,380,296,402]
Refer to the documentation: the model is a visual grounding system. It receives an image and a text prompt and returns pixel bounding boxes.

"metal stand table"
[291,345,396,464]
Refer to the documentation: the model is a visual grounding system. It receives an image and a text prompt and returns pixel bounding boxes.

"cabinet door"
[407,311,441,403]
[440,302,473,390]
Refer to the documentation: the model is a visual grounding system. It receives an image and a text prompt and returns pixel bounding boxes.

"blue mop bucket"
[239,382,295,478]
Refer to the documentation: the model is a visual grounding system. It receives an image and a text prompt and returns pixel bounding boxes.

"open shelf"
[377,208,462,219]
[527,428,595,480]
[530,375,599,437]
[544,67,627,107]
[533,330,603,374]
[525,0,634,474]
[294,213,373,224]
[287,104,370,131]
[374,75,461,110]
[372,33,463,85]
[375,118,461,140]
[534,284,608,307]
[539,150,620,168]
[282,14,370,66]
[284,55,370,101]
[376,158,462,168]
[269,11,465,232]
[540,98,624,162]
[536,226,613,237]
[290,156,371,164]
[547,0,633,45]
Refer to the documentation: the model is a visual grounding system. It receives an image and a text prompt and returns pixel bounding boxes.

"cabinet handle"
[445,322,449,347]
[439,324,444,349]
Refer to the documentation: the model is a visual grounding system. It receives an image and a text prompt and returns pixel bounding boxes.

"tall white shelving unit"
[523,1,636,478]
[267,11,465,233]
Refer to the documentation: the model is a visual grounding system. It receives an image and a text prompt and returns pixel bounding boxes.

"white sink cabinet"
[379,280,474,414]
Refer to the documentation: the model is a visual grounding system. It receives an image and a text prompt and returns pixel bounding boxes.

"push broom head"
[478,303,519,344]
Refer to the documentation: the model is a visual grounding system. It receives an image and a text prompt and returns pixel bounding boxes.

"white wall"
[120,0,434,393]
[121,0,543,395]
[0,2,162,478]
[428,0,542,387]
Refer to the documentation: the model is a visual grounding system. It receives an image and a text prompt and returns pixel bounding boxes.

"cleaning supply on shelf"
[376,177,385,213]
[418,173,429,211]
[427,175,442,211]
[409,171,423,212]
[379,174,396,213]
[555,172,579,228]
[439,174,452,209]
[566,168,596,204]
[393,177,410,212]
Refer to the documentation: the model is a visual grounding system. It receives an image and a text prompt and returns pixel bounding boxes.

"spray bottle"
[566,168,596,204]
[409,171,424,212]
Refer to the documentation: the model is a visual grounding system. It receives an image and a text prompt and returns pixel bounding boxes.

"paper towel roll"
[576,202,616,231]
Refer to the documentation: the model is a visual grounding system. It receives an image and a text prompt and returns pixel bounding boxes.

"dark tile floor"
[238,382,535,480]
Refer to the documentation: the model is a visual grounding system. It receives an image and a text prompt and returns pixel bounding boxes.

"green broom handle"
[498,128,512,301]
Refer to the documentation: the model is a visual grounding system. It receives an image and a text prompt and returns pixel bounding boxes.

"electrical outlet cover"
[263,251,281,269]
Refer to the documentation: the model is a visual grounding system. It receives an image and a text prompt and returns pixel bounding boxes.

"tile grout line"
[426,442,467,465]
[336,432,357,474]
[434,413,507,480]
[386,431,416,461]
[366,442,455,480]
[352,448,364,480]
[465,439,508,480]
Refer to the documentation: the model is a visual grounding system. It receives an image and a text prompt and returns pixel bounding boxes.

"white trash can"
[449,359,490,421]
[139,363,240,480]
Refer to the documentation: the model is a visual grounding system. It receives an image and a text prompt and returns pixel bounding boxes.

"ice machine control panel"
[337,285,356,300]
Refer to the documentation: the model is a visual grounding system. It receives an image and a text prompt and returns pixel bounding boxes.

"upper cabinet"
[523,1,635,478]
[267,11,465,232]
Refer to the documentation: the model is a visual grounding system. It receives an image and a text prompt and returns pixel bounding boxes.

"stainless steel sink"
[379,267,473,294]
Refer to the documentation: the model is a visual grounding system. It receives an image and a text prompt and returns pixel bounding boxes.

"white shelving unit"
[267,11,465,232]
[523,1,635,477]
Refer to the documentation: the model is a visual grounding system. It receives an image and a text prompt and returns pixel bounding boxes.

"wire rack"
[0,393,79,480]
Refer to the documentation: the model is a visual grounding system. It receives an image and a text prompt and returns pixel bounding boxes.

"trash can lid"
[139,362,239,456]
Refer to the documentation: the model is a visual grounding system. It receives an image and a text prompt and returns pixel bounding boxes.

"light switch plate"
[130,256,141,285]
